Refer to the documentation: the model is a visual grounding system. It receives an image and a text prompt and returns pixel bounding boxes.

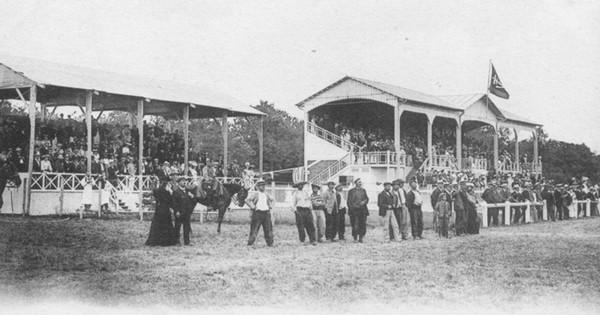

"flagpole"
[486,60,491,111]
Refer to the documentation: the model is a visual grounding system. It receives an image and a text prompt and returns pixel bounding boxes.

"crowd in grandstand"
[0,114,254,180]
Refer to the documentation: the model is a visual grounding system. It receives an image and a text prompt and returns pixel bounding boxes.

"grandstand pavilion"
[0,54,265,216]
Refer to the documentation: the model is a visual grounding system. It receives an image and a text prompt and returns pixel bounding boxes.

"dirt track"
[1,215,599,314]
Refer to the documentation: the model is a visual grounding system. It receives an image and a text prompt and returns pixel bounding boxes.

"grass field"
[1,214,600,315]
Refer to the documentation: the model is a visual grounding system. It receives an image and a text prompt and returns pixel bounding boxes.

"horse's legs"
[217,206,226,233]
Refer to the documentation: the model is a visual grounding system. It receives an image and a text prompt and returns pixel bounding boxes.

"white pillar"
[427,116,433,158]
[394,101,400,153]
[85,91,93,174]
[514,129,519,172]
[137,99,144,220]
[222,111,228,178]
[183,105,190,176]
[456,121,462,170]
[24,85,37,216]
[493,127,499,170]
[258,115,264,177]
[533,130,538,166]
[303,111,309,181]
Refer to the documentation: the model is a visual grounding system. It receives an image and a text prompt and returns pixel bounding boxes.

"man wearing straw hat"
[347,178,369,243]
[291,181,316,245]
[245,180,275,247]
[322,181,340,242]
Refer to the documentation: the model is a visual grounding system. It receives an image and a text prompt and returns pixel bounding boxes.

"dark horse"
[189,181,249,233]
[0,159,22,211]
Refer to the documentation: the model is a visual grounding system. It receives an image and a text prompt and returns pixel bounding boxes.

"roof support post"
[456,121,462,170]
[85,90,93,174]
[533,130,538,166]
[221,111,228,179]
[258,115,264,177]
[514,129,520,172]
[394,100,401,154]
[493,125,499,170]
[427,115,434,160]
[137,99,144,220]
[24,85,37,216]
[303,111,308,182]
[183,105,190,176]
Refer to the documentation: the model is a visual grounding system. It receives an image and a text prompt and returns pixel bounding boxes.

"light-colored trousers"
[313,210,326,240]
[381,210,399,241]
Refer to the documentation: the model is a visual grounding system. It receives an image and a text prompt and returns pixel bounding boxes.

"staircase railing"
[307,122,359,152]
[310,153,351,184]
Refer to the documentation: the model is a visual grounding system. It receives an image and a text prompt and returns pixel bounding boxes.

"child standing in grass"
[435,193,451,238]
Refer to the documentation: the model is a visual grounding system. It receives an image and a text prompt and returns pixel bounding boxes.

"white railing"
[498,160,519,173]
[478,199,599,227]
[462,158,488,173]
[310,153,351,184]
[521,162,542,174]
[29,172,254,192]
[307,122,359,152]
[351,151,408,166]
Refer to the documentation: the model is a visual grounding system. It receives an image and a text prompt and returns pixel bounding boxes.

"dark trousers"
[556,204,564,220]
[294,207,316,243]
[337,209,346,239]
[409,206,423,237]
[174,212,192,245]
[248,210,273,246]
[547,202,556,221]
[563,205,570,220]
[325,209,339,240]
[349,213,357,237]
[488,207,499,227]
[351,209,367,237]
[512,206,525,223]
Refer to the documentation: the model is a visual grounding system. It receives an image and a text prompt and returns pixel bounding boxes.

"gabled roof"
[296,76,462,111]
[0,54,265,118]
[437,93,540,126]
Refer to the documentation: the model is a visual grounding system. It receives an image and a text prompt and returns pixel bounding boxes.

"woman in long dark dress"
[465,183,480,235]
[146,182,178,246]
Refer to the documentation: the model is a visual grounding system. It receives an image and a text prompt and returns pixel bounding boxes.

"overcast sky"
[2,0,599,152]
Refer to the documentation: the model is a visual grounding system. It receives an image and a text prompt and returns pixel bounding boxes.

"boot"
[358,236,364,243]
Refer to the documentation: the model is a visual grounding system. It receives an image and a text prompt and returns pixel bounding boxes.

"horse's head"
[235,186,249,207]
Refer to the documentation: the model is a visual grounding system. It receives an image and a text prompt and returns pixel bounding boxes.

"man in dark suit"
[405,180,423,239]
[378,182,397,242]
[173,177,195,245]
[347,178,369,243]
[430,179,444,210]
[482,181,501,226]
[509,183,525,224]
[554,184,565,220]
[542,183,556,221]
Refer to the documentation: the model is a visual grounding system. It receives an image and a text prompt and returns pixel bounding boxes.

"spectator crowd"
[0,114,255,181]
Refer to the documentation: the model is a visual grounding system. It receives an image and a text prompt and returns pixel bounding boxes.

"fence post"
[138,175,143,221]
[542,200,547,221]
[59,176,64,216]
[525,202,531,223]
[586,200,591,217]
[481,202,488,228]
[504,203,510,225]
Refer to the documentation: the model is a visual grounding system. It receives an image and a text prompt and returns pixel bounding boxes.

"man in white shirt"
[245,180,275,246]
[391,179,409,241]
[291,181,316,245]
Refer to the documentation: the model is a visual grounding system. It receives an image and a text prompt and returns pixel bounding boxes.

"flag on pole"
[489,63,510,99]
